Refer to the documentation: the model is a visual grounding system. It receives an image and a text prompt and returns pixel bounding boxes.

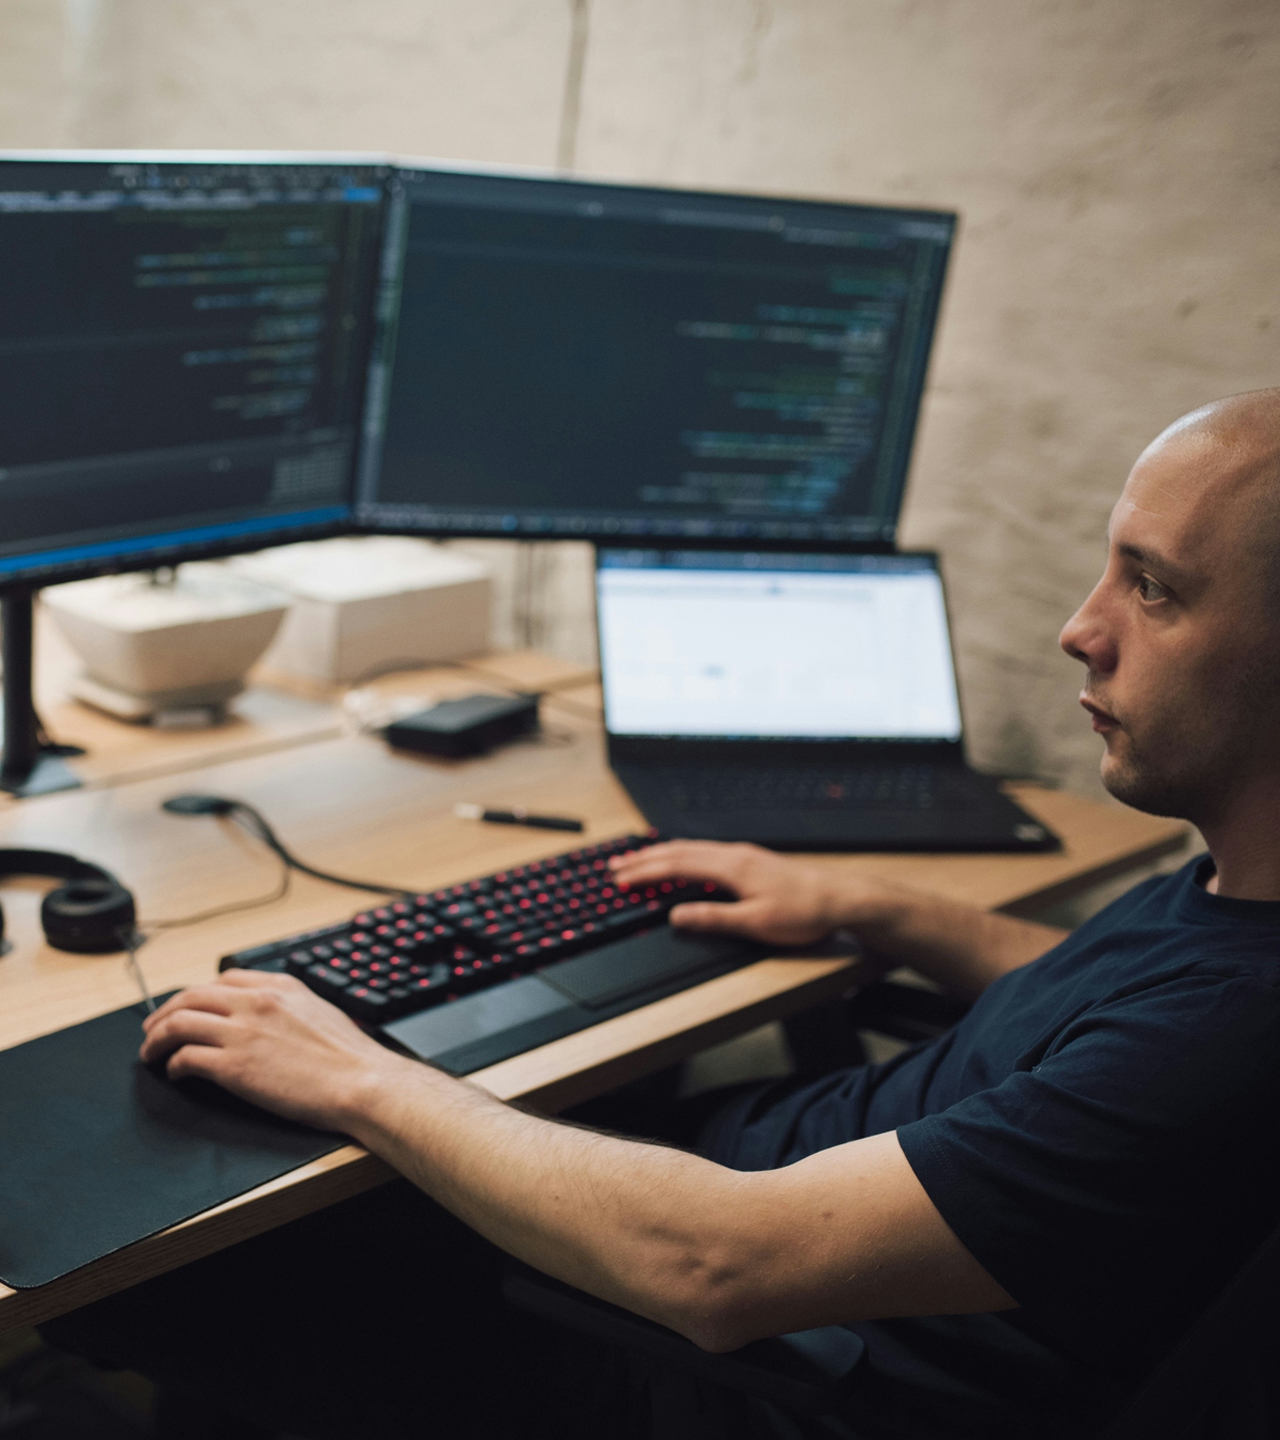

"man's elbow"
[679,1307,757,1354]
[658,1264,764,1354]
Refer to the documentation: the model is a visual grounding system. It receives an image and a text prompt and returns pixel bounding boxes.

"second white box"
[231,537,492,684]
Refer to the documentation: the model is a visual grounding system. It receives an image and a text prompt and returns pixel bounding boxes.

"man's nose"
[1060,582,1116,672]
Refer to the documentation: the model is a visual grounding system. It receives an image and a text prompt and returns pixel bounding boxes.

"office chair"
[1093,1211,1280,1440]
[504,978,1279,1439]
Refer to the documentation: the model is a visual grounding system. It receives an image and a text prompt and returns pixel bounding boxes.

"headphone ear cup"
[41,879,137,954]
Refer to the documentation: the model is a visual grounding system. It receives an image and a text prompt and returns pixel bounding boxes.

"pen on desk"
[454,802,584,833]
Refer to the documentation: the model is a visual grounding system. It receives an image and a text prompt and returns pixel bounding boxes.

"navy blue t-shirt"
[703,857,1280,1437]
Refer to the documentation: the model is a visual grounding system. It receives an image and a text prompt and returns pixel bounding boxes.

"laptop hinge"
[607,736,967,769]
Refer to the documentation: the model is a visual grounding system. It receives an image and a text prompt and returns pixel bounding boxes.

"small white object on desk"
[229,537,491,684]
[42,565,288,724]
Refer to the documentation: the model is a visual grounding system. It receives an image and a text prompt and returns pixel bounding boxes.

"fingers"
[610,840,758,889]
[164,1044,231,1085]
[142,970,304,1033]
[139,1007,234,1065]
[669,896,831,947]
[216,967,300,989]
[667,899,752,933]
[143,983,238,1032]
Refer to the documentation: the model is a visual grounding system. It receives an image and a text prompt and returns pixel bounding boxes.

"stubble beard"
[1098,700,1266,825]
[1100,742,1203,819]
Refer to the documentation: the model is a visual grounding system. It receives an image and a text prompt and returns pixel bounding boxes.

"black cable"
[141,857,292,932]
[162,794,413,896]
[229,802,410,895]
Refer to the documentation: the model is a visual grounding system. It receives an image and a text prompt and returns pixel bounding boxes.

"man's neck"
[1199,772,1280,901]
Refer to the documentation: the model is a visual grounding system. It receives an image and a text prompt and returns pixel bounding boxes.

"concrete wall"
[4,0,1278,797]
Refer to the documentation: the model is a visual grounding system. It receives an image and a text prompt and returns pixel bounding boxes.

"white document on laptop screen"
[597,559,963,740]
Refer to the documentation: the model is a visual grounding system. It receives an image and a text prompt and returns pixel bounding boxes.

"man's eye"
[1137,575,1168,602]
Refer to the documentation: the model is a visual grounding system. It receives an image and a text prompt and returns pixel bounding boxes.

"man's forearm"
[340,1053,1013,1350]
[341,1057,768,1345]
[139,970,1017,1350]
[829,881,1067,997]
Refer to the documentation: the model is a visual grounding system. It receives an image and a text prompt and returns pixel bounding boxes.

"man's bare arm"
[611,841,1066,998]
[139,972,1016,1352]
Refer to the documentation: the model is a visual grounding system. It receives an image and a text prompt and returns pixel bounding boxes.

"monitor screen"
[596,550,963,741]
[0,155,386,585]
[358,168,954,545]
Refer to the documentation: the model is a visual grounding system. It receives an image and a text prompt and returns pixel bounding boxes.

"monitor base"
[0,752,82,798]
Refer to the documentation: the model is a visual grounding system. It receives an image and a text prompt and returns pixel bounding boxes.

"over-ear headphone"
[0,850,136,954]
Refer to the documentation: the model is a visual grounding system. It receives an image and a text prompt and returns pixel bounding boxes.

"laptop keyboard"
[664,763,982,813]
[220,832,733,1025]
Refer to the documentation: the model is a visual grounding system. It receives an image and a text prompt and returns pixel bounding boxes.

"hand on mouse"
[139,969,413,1133]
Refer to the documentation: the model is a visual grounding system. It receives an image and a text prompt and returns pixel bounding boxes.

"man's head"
[1059,388,1280,826]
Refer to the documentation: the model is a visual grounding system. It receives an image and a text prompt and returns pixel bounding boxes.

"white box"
[230,537,492,684]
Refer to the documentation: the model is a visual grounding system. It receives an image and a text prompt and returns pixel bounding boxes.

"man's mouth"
[1079,692,1119,734]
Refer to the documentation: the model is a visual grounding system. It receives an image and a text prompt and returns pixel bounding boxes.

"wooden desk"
[0,703,1186,1333]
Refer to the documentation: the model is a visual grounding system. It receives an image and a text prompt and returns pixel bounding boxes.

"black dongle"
[382,693,539,758]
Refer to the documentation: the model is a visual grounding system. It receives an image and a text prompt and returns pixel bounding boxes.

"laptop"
[595,548,1059,853]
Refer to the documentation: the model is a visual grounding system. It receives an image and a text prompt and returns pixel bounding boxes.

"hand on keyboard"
[610,840,887,949]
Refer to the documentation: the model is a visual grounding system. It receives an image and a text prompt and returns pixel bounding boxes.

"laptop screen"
[596,550,963,741]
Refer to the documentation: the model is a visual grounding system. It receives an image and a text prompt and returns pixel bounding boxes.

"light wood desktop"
[0,659,1188,1334]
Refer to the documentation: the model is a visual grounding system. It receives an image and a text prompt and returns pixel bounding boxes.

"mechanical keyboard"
[220,831,737,1030]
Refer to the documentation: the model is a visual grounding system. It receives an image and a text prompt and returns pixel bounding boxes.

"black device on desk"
[595,548,1059,852]
[221,832,764,1075]
[383,693,540,758]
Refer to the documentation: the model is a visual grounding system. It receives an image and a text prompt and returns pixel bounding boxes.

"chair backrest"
[1097,1215,1280,1440]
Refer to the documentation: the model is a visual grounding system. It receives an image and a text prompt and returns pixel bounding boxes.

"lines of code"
[0,163,380,562]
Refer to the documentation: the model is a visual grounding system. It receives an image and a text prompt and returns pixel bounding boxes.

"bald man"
[46,392,1280,1439]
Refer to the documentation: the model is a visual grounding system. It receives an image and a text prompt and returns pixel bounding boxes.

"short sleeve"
[896,968,1280,1357]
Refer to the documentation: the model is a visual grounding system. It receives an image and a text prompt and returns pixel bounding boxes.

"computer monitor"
[0,153,386,589]
[357,166,955,546]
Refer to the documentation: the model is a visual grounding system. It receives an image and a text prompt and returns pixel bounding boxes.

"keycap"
[306,963,351,991]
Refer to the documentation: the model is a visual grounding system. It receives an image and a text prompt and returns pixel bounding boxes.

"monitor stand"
[1,588,84,798]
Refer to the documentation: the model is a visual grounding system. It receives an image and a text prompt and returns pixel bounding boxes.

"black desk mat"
[0,998,344,1289]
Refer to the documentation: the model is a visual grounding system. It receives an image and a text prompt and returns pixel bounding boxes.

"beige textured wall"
[3,0,1278,798]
